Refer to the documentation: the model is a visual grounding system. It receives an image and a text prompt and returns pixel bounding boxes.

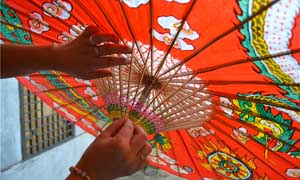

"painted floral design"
[28,12,49,34]
[53,102,77,122]
[166,0,190,3]
[58,32,72,42]
[75,78,92,85]
[153,16,199,50]
[42,0,72,20]
[123,0,149,8]
[70,23,86,37]
[24,76,47,91]
[84,87,98,101]
[231,127,250,144]
[123,0,190,8]
[285,168,300,178]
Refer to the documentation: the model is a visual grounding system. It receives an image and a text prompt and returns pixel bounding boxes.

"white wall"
[0,78,22,169]
[0,78,94,180]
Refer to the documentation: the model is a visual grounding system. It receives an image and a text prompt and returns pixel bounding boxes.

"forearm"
[0,44,58,78]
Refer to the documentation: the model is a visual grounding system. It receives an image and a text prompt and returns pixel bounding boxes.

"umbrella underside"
[1,0,299,179]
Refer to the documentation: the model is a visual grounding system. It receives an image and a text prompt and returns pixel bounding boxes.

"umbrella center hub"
[142,75,162,90]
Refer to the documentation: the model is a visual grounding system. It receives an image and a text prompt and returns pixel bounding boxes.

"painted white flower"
[84,87,98,101]
[64,110,77,122]
[153,30,194,50]
[75,78,92,85]
[53,102,60,108]
[157,16,199,40]
[30,80,47,91]
[70,23,87,37]
[286,168,300,178]
[28,12,49,34]
[219,97,233,116]
[170,164,189,174]
[166,0,190,3]
[232,127,249,144]
[43,0,72,20]
[81,119,96,131]
[123,0,149,8]
[58,32,73,42]
[23,75,47,91]
[154,16,199,50]
[53,102,77,122]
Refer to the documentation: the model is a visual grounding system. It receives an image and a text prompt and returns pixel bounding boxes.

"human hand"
[53,25,132,79]
[67,119,152,180]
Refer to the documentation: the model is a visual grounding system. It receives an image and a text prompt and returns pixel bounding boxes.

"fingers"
[100,119,126,138]
[94,56,130,68]
[96,44,132,56]
[81,25,98,38]
[115,119,134,143]
[130,126,148,154]
[129,143,151,174]
[138,143,152,161]
[89,32,118,45]
[79,69,113,80]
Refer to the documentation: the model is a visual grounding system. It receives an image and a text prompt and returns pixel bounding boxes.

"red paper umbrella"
[1,0,299,179]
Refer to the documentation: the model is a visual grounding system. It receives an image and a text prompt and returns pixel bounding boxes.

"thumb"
[100,119,126,138]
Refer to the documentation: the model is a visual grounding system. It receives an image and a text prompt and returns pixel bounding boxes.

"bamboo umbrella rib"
[118,1,147,65]
[194,134,267,179]
[0,20,60,43]
[176,130,204,179]
[212,101,300,131]
[207,90,300,112]
[52,0,85,26]
[212,111,300,152]
[207,119,300,169]
[92,0,143,69]
[165,131,184,178]
[34,85,94,93]
[149,0,154,76]
[53,94,100,111]
[170,86,299,112]
[158,0,280,77]
[160,49,300,81]
[166,79,300,87]
[72,0,103,28]
[152,0,197,78]
[204,122,290,180]
[28,0,81,35]
[188,133,240,179]
[3,1,72,39]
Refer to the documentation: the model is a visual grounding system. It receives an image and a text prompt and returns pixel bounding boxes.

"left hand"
[52,25,132,79]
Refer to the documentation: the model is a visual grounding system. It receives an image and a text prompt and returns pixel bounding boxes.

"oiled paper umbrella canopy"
[1,0,299,179]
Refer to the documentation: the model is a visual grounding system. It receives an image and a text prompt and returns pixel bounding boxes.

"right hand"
[68,119,152,180]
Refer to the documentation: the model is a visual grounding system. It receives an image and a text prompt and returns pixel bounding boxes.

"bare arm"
[1,44,58,78]
[0,26,132,79]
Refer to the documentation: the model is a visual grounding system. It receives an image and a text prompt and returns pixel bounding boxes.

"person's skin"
[67,119,152,180]
[0,25,152,179]
[1,25,132,79]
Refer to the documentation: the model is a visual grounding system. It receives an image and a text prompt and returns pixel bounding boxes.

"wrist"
[66,172,83,180]
[68,166,94,180]
[49,43,64,71]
